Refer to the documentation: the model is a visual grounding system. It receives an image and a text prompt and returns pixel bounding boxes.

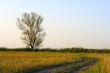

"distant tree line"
[0,47,110,53]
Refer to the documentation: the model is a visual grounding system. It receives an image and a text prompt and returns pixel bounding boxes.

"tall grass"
[0,51,79,73]
[82,53,110,73]
[0,48,110,73]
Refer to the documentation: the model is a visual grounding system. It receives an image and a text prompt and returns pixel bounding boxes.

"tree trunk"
[30,45,34,50]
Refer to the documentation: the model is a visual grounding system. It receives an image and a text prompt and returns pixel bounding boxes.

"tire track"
[34,58,97,73]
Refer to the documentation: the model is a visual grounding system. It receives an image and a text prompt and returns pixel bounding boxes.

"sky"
[0,0,110,49]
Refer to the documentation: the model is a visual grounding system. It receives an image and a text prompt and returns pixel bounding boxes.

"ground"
[0,51,109,73]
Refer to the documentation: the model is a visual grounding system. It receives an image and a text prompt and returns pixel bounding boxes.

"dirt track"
[34,58,97,73]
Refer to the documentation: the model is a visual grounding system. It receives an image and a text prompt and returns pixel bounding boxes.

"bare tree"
[17,12,46,49]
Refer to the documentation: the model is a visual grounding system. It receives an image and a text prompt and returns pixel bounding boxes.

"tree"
[17,12,46,49]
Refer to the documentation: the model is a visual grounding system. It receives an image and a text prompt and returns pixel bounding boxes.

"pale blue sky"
[0,0,110,49]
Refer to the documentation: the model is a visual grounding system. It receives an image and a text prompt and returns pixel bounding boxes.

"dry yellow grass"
[1,51,109,73]
[0,51,79,73]
[81,53,110,73]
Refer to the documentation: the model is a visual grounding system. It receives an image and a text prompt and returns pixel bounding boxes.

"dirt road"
[34,58,97,73]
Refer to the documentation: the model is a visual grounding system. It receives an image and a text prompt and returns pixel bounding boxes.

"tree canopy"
[17,12,46,49]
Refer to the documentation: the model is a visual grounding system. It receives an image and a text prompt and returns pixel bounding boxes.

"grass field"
[81,53,110,73]
[0,51,79,73]
[0,51,110,73]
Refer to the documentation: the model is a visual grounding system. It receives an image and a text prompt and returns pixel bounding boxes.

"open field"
[0,50,110,73]
[0,51,79,73]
